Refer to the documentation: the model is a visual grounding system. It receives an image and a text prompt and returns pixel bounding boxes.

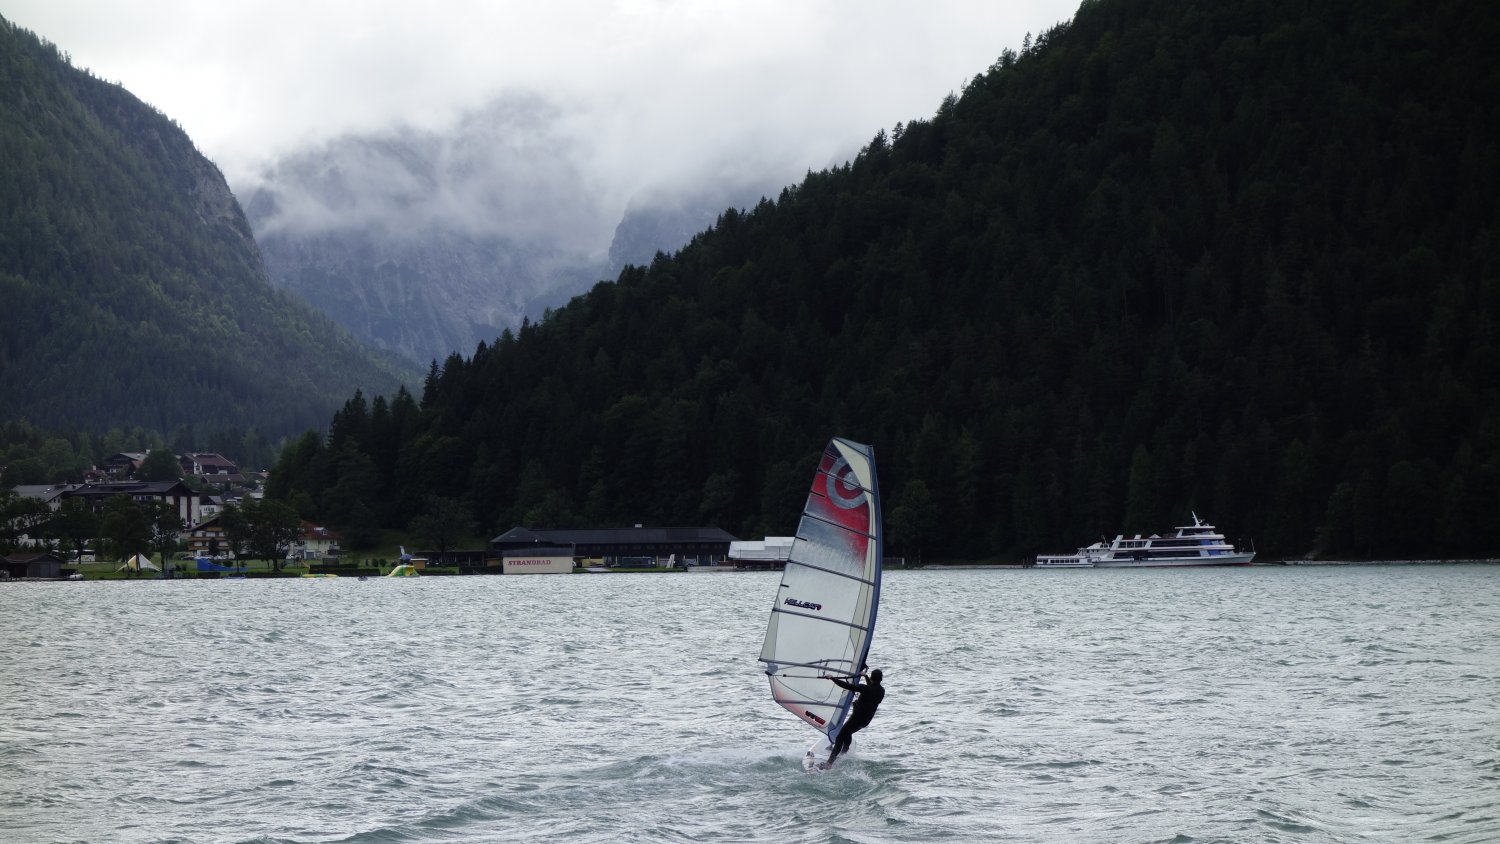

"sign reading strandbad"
[502,555,573,575]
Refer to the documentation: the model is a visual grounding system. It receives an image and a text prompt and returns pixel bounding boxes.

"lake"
[2,565,1497,843]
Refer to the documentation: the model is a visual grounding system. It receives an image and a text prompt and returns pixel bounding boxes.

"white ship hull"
[1091,551,1255,568]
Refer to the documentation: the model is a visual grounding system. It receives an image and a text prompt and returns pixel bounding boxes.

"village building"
[2,552,66,579]
[11,484,72,508]
[185,515,340,561]
[57,480,207,526]
[289,521,342,560]
[102,452,147,478]
[186,513,229,557]
[500,545,575,574]
[178,452,238,477]
[177,452,251,488]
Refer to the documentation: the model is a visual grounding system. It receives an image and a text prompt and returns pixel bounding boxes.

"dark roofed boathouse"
[2,552,66,580]
[491,526,738,566]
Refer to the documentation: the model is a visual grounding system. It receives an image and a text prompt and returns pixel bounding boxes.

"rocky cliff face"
[249,207,605,365]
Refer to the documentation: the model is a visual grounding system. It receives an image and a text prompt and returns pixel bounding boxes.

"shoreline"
[7,558,1497,583]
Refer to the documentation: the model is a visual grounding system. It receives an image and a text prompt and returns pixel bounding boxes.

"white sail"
[759,437,882,740]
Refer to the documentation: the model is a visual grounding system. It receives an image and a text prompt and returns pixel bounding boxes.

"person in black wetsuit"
[820,668,884,766]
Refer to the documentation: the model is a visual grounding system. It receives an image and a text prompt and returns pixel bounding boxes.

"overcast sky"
[8,2,1078,186]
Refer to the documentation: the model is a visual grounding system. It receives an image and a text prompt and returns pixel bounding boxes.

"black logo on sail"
[784,597,822,611]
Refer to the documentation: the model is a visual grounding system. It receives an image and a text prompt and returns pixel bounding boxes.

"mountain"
[270,0,1499,561]
[239,97,778,368]
[604,189,775,280]
[240,97,608,368]
[247,205,601,369]
[0,17,416,440]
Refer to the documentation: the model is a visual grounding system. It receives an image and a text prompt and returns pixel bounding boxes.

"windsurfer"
[820,668,885,766]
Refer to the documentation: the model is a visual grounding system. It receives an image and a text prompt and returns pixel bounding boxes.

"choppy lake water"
[2,565,1498,843]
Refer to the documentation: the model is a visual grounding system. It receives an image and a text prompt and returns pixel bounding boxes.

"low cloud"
[10,1,1078,251]
[245,93,619,257]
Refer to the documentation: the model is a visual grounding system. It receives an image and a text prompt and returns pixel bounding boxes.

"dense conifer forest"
[273,0,1497,559]
[0,17,415,440]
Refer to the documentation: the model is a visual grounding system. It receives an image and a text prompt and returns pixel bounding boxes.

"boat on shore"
[1034,514,1254,568]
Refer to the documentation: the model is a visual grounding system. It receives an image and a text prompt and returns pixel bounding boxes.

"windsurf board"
[803,739,837,772]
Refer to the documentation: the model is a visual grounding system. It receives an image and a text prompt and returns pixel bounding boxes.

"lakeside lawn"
[73,557,312,580]
[65,528,494,580]
[68,556,472,579]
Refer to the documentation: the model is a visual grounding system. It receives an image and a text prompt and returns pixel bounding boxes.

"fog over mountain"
[240,92,787,365]
[247,96,606,246]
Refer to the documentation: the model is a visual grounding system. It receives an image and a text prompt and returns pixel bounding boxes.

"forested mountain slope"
[271,0,1499,560]
[0,18,415,440]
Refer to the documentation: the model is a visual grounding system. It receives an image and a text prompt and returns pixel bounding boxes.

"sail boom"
[759,658,861,674]
[771,695,839,707]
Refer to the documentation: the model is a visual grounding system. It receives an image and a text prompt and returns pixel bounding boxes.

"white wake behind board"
[803,738,839,772]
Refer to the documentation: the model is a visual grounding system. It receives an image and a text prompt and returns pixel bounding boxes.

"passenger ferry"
[1034,514,1254,568]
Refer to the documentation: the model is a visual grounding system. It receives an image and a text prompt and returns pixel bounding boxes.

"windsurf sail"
[759,437,882,741]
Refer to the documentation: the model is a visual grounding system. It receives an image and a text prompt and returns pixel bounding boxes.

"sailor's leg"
[827,726,852,765]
